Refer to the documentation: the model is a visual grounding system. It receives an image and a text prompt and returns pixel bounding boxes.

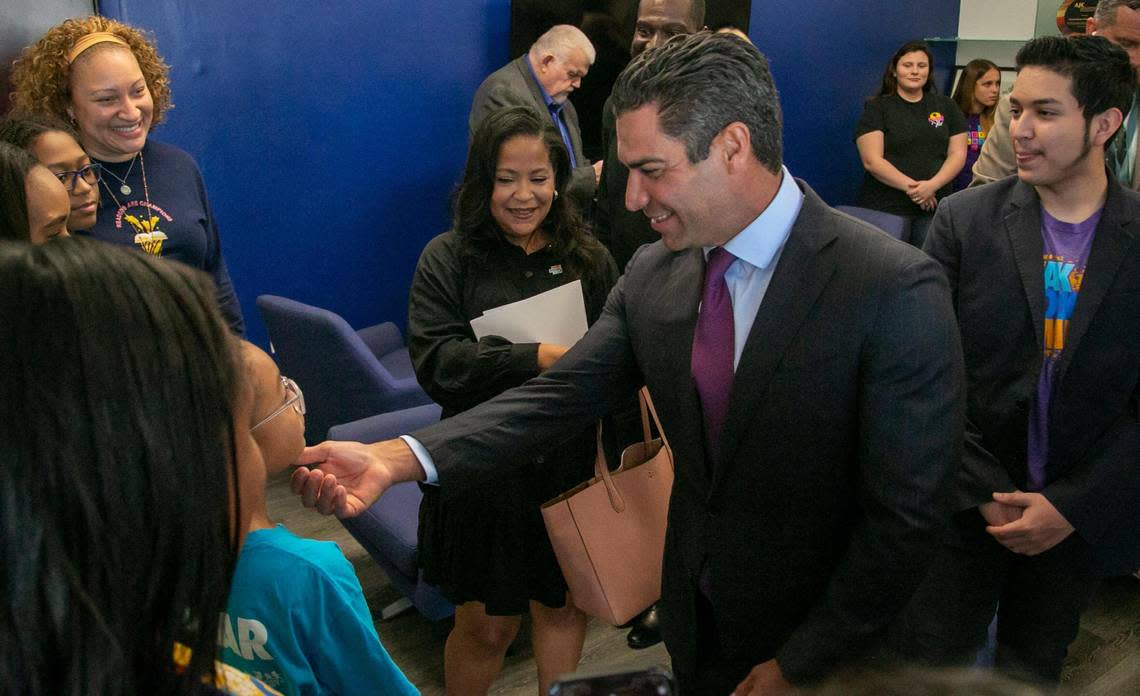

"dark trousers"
[671,589,756,696]
[906,213,934,249]
[892,514,1098,684]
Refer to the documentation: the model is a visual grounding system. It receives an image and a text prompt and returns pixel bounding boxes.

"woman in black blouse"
[407,107,617,695]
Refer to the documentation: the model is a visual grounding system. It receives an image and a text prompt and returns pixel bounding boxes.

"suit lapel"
[508,56,544,114]
[1057,180,1138,378]
[564,102,584,162]
[714,186,838,488]
[656,248,709,481]
[1004,182,1046,345]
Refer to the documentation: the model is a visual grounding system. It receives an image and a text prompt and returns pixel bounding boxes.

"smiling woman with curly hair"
[10,16,173,126]
[8,15,244,334]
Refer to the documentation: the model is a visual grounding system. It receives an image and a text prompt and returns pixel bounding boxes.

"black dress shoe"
[626,603,662,649]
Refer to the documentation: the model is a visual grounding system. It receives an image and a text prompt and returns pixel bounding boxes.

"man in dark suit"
[469,24,599,207]
[594,0,705,273]
[295,33,964,695]
[896,35,1140,685]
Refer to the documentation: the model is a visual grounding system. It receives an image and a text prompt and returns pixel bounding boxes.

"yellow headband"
[66,32,129,64]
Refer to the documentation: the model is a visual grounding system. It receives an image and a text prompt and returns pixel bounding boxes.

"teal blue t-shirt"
[220,525,418,696]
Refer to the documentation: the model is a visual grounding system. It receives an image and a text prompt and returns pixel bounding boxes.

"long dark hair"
[454,106,603,279]
[952,58,1000,132]
[0,142,39,241]
[0,238,241,694]
[877,40,936,97]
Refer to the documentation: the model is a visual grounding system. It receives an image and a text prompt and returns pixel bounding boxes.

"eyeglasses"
[251,376,305,432]
[54,162,102,192]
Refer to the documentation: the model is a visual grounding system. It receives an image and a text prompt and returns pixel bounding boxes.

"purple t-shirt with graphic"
[1026,206,1101,490]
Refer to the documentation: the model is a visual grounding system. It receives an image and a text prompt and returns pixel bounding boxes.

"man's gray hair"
[611,31,782,173]
[531,24,596,65]
[1095,0,1140,25]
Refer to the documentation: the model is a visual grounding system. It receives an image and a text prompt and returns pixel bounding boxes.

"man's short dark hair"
[610,30,782,173]
[1015,35,1133,124]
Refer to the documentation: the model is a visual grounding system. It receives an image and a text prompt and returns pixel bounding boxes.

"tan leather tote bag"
[541,388,674,625]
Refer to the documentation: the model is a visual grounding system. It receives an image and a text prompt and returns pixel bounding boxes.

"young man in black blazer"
[899,35,1140,685]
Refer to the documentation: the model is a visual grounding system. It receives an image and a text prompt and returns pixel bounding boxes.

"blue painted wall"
[100,1,958,346]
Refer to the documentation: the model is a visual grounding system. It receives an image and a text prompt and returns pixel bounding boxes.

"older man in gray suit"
[469,24,600,207]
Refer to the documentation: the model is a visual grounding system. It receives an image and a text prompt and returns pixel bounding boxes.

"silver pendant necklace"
[100,153,139,195]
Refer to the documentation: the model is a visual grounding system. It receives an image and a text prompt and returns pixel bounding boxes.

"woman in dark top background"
[407,106,617,695]
[855,40,967,247]
[950,58,1001,191]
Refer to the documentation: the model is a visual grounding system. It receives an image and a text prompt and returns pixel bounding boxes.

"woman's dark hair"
[952,58,1000,131]
[0,142,40,241]
[0,238,241,694]
[0,113,79,151]
[454,106,604,279]
[878,40,937,97]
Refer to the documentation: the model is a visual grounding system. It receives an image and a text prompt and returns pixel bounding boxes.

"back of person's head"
[1094,0,1140,26]
[0,238,240,694]
[878,40,937,97]
[532,24,597,64]
[610,30,782,173]
[0,142,39,240]
[1015,34,1133,124]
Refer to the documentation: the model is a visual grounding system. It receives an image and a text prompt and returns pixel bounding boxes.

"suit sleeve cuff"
[399,435,439,485]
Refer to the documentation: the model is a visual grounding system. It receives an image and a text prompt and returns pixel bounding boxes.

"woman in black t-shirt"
[854,40,967,247]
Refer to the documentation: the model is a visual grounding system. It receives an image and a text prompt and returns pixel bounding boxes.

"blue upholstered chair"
[835,205,911,242]
[256,295,433,443]
[328,403,454,621]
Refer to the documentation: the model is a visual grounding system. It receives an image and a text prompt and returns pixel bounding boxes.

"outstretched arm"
[291,438,424,518]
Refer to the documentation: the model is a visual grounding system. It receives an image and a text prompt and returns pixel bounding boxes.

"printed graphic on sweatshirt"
[113,199,174,256]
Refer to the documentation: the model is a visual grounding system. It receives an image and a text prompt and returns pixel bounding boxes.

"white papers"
[470,280,588,346]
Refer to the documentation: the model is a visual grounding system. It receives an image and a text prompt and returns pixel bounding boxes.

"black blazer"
[925,175,1140,576]
[468,55,595,206]
[415,181,965,684]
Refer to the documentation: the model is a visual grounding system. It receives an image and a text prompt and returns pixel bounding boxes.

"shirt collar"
[714,165,803,269]
[525,55,558,110]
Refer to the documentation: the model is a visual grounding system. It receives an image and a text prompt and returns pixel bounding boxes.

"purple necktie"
[691,246,736,464]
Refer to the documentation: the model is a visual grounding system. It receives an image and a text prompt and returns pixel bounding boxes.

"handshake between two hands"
[290,437,424,518]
